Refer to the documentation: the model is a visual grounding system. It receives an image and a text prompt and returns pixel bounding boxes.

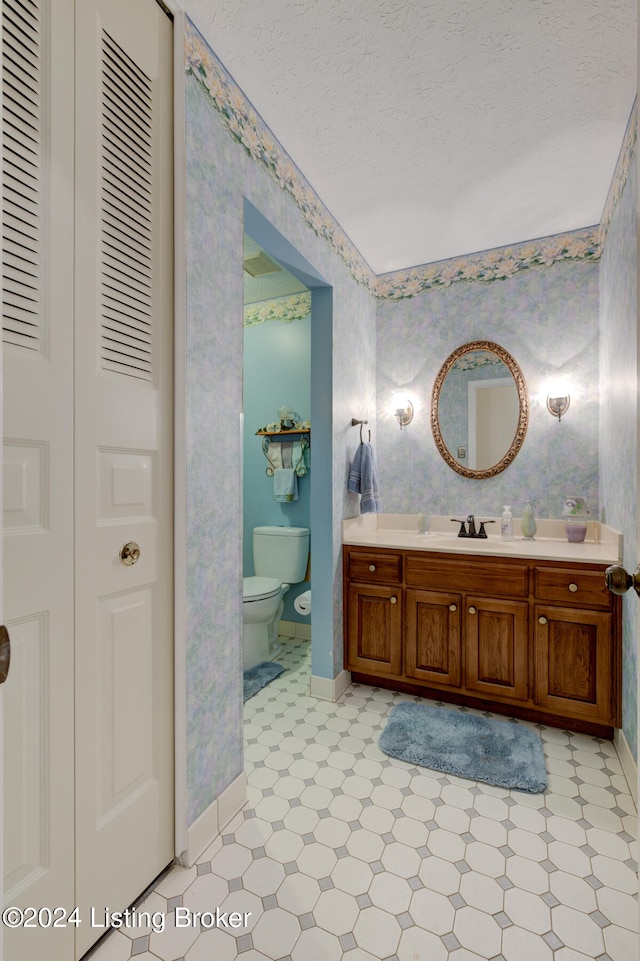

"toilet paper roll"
[294,590,311,616]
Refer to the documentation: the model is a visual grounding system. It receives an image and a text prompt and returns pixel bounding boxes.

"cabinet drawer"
[405,553,528,597]
[534,567,611,610]
[347,550,402,585]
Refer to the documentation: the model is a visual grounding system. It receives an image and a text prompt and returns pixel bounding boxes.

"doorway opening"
[242,200,334,698]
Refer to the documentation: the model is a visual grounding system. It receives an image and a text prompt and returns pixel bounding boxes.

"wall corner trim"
[310,670,351,702]
[183,771,247,867]
[613,727,638,807]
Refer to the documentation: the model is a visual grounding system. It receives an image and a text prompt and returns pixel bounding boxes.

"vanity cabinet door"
[534,605,615,724]
[465,597,528,702]
[405,590,462,688]
[346,583,402,676]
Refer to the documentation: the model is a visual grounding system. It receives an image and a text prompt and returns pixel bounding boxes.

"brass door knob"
[369,564,376,572]
[605,564,640,598]
[390,596,397,604]
[449,604,457,612]
[539,616,548,625]
[468,606,476,614]
[119,541,141,566]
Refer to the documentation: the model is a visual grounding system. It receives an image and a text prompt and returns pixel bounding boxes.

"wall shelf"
[255,428,311,436]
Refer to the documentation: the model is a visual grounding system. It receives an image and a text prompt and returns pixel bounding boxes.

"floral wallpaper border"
[600,101,637,244]
[186,19,635,302]
[373,228,602,300]
[244,292,311,328]
[452,350,506,371]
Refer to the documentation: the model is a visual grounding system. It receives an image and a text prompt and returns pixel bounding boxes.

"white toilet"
[242,526,310,670]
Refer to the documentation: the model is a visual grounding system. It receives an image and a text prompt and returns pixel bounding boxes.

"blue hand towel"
[274,467,298,502]
[348,442,381,513]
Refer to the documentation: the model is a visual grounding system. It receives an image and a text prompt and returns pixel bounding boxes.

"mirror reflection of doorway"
[468,378,519,470]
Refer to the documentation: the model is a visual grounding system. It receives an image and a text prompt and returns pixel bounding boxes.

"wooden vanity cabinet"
[405,589,462,688]
[345,550,402,677]
[533,564,617,725]
[343,545,621,736]
[465,596,529,702]
[347,582,402,676]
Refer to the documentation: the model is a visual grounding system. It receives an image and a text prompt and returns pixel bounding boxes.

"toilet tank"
[253,526,310,583]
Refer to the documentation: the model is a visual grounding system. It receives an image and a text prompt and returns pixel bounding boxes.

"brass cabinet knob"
[449,604,457,612]
[568,583,578,593]
[369,564,376,572]
[539,616,548,625]
[605,564,640,597]
[468,606,476,615]
[119,541,141,566]
[390,596,397,604]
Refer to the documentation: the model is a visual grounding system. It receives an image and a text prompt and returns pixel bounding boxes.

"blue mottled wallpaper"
[376,258,600,521]
[184,21,376,825]
[600,152,637,760]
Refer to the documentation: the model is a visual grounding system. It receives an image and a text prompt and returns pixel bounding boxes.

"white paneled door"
[2,1,174,959]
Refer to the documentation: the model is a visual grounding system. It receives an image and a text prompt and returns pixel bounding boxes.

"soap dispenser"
[501,505,514,541]
[521,501,537,540]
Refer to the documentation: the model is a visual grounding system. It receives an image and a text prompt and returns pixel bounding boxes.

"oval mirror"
[430,341,528,479]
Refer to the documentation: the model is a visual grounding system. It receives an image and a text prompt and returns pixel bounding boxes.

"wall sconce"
[391,392,414,429]
[547,395,570,421]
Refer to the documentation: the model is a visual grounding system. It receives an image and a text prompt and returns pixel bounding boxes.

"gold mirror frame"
[430,340,529,480]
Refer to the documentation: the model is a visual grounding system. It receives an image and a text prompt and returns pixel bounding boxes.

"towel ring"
[351,418,370,443]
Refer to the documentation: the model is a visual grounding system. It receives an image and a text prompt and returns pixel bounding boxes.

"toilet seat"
[243,576,281,602]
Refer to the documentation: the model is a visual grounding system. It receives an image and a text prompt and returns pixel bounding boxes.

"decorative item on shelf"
[255,407,310,437]
[562,496,590,543]
[521,501,537,540]
[390,391,414,430]
[278,406,301,430]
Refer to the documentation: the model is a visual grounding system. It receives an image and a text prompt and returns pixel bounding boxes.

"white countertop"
[342,514,622,565]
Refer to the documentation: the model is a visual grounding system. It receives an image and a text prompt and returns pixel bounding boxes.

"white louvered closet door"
[2,1,174,959]
[74,1,174,955]
[2,2,76,960]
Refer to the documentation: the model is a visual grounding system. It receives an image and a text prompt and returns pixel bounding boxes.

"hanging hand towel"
[348,442,381,513]
[274,467,298,502]
[292,440,309,476]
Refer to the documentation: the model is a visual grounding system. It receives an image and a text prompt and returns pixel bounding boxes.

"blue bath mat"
[380,703,547,793]
[243,661,285,702]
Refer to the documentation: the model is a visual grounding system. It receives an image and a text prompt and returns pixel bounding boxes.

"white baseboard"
[182,771,247,866]
[614,728,638,807]
[310,669,351,702]
[218,770,247,830]
[279,619,311,640]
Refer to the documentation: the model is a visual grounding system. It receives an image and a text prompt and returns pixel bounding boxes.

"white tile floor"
[90,636,639,961]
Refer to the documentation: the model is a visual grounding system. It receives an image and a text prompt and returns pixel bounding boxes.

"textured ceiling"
[180,0,636,274]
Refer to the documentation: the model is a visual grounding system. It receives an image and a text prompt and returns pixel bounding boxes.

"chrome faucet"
[450,515,496,539]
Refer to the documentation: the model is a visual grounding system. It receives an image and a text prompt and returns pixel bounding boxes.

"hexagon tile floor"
[89,636,638,961]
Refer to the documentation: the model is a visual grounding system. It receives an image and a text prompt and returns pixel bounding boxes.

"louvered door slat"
[2,0,42,352]
[103,187,152,239]
[102,40,152,110]
[103,248,152,288]
[99,28,154,381]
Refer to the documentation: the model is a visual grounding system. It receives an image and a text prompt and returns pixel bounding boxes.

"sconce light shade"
[547,394,570,421]
[394,400,414,429]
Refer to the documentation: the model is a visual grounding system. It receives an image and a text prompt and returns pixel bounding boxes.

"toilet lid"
[243,576,281,601]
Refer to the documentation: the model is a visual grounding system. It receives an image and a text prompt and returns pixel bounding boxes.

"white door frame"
[170,7,188,861]
[467,376,514,469]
